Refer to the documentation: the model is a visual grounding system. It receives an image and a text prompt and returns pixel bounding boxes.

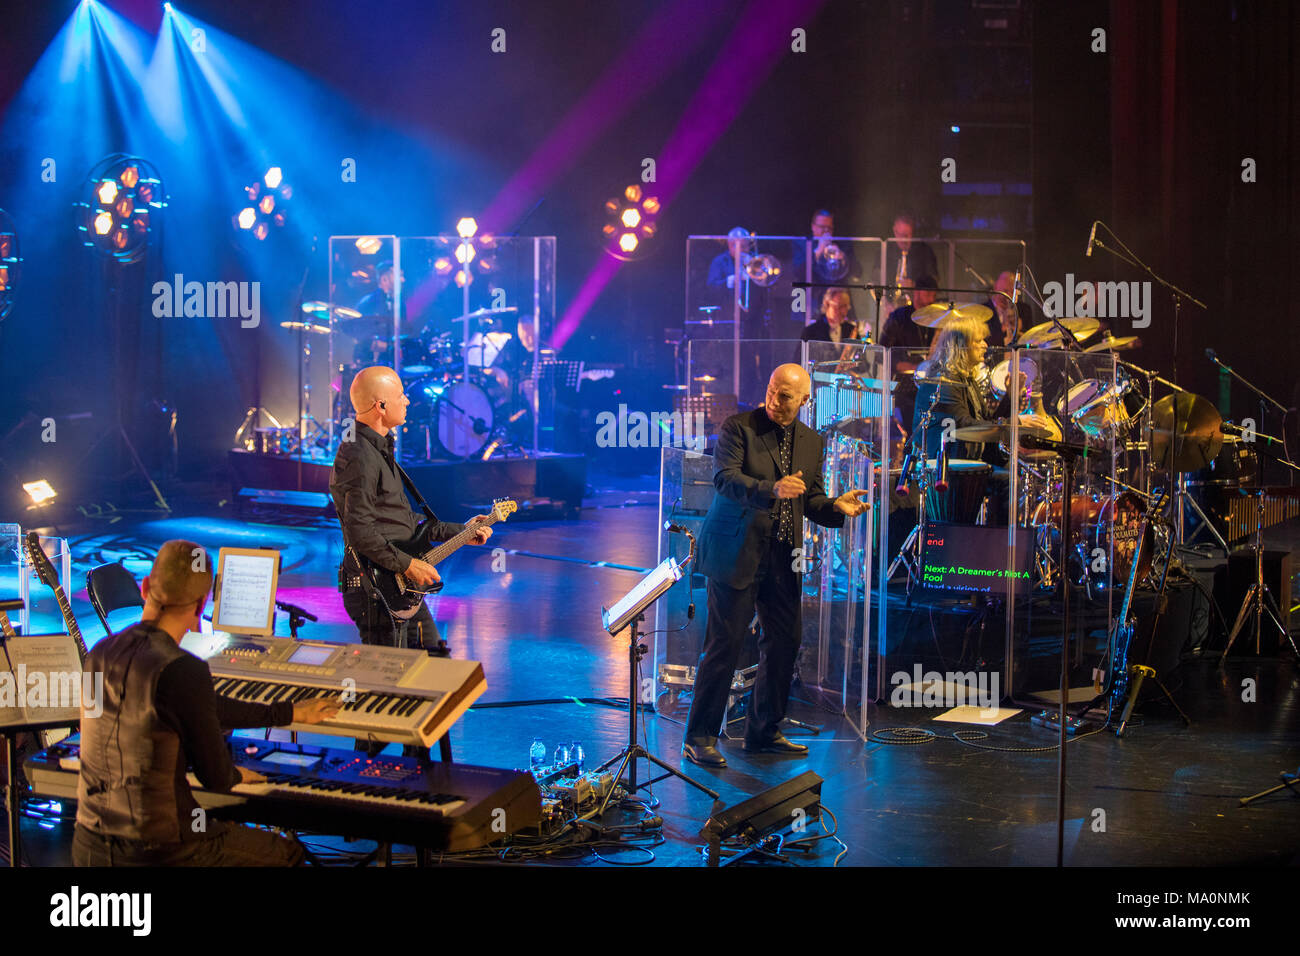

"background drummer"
[912,316,1055,524]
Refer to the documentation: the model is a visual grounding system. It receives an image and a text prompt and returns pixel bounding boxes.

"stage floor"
[9,474,1300,867]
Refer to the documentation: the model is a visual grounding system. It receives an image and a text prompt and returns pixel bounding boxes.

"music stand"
[594,556,719,814]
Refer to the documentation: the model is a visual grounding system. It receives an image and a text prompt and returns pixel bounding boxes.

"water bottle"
[529,737,546,770]
[570,741,585,771]
[552,742,571,768]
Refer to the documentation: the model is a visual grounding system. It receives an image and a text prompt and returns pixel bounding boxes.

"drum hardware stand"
[888,385,942,589]
[1238,766,1300,808]
[1218,487,1299,664]
[1020,430,1087,867]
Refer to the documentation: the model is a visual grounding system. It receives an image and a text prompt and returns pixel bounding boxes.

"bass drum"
[436,380,499,458]
[1031,489,1152,587]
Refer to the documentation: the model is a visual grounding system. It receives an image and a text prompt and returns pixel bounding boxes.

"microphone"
[1085,221,1097,257]
[1205,347,1219,364]
[1011,266,1023,305]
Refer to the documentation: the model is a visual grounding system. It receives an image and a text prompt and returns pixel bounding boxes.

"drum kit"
[269,301,527,461]
[884,298,1281,597]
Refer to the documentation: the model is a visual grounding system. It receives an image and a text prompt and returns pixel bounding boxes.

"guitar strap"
[392,459,437,524]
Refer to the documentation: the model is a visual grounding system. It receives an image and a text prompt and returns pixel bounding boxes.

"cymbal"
[301,301,361,320]
[693,374,717,382]
[280,320,330,335]
[1084,334,1142,353]
[1149,392,1223,471]
[953,421,1050,443]
[1015,317,1100,347]
[911,301,994,329]
[454,306,519,323]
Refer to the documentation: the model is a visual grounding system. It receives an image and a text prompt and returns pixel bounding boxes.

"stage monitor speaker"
[699,770,822,856]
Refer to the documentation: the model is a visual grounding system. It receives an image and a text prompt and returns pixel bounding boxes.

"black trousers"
[72,821,303,867]
[341,580,441,757]
[685,536,802,747]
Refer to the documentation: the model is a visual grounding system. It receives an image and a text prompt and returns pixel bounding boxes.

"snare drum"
[923,459,992,524]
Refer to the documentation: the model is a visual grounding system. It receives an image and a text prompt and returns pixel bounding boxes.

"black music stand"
[3,718,79,867]
[594,557,719,815]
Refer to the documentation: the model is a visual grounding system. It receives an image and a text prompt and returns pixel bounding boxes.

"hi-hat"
[1015,317,1100,347]
[1150,391,1223,471]
[453,305,519,324]
[911,301,994,328]
[1084,334,1142,353]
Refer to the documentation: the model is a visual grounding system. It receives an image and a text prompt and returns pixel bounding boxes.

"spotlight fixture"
[456,217,478,239]
[234,166,292,240]
[440,218,496,287]
[0,208,19,322]
[602,184,660,261]
[22,479,57,507]
[354,236,383,255]
[76,154,166,264]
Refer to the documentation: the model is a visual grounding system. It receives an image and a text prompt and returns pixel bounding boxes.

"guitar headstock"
[492,498,518,522]
[25,531,61,590]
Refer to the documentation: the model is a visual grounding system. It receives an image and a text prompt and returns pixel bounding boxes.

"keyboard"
[27,738,541,852]
[181,632,485,747]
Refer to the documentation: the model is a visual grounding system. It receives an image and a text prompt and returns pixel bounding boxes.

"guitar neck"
[0,610,15,639]
[422,515,502,567]
[49,585,87,661]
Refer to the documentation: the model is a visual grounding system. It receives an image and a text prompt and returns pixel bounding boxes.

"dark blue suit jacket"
[696,408,844,589]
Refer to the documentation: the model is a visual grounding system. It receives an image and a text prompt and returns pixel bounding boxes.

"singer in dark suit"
[682,364,869,768]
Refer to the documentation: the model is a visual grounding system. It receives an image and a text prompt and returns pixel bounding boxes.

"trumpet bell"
[744,253,782,287]
[816,242,849,280]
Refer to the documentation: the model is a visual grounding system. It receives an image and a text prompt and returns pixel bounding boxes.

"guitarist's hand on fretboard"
[466,515,494,546]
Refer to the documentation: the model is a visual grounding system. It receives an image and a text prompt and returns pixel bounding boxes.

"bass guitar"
[358,498,517,620]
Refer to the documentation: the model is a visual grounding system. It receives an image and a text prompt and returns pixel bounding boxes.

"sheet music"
[216,553,277,633]
[1,635,86,727]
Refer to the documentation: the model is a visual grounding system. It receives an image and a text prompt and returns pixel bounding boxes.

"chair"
[86,562,144,637]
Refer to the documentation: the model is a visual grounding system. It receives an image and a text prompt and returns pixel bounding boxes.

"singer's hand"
[834,489,871,517]
[774,471,805,499]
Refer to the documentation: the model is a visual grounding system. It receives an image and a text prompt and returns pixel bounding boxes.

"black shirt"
[879,305,935,351]
[149,625,293,795]
[330,422,463,574]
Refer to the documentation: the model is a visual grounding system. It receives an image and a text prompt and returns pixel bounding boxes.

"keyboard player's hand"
[292,697,342,725]
[238,765,267,785]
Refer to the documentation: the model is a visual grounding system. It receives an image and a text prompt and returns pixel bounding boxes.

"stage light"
[77,154,165,264]
[454,269,470,287]
[456,217,478,239]
[454,243,476,264]
[602,184,660,261]
[234,168,290,239]
[433,257,453,275]
[23,480,57,506]
[355,236,383,255]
